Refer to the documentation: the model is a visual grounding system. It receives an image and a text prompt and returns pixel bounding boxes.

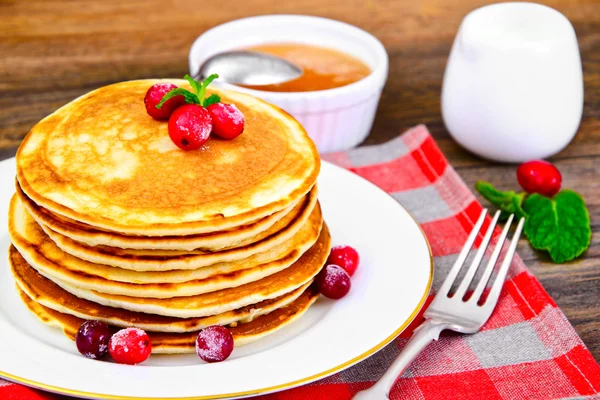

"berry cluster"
[75,321,234,365]
[316,245,360,300]
[144,75,244,151]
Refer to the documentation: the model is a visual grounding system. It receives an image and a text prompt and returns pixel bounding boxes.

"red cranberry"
[207,103,245,140]
[517,160,562,197]
[316,264,351,299]
[168,104,212,151]
[144,83,185,121]
[75,320,111,359]
[327,245,360,276]
[195,325,234,363]
[109,328,152,365]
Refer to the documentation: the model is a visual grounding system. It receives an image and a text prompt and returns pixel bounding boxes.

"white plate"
[0,159,432,399]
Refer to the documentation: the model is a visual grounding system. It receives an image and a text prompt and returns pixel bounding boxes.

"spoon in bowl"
[196,51,303,86]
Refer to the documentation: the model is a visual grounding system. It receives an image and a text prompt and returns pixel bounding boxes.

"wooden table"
[1,0,598,360]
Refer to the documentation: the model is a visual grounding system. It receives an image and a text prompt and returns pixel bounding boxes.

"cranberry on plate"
[195,325,234,363]
[75,320,112,359]
[327,245,360,276]
[109,328,152,365]
[316,264,352,299]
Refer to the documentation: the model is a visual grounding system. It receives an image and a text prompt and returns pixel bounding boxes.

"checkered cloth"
[2,125,599,400]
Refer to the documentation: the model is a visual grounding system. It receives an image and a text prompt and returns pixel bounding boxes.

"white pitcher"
[442,2,583,162]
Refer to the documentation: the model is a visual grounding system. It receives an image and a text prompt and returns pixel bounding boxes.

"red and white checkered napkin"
[2,125,599,400]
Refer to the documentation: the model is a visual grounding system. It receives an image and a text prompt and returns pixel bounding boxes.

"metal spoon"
[196,51,303,86]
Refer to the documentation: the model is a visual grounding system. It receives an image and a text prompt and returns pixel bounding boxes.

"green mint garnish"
[156,74,221,109]
[523,190,591,263]
[203,94,221,107]
[156,88,201,108]
[475,181,526,221]
[476,182,591,263]
[191,74,218,105]
[183,74,204,97]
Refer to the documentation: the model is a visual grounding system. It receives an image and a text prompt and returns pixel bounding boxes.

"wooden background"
[0,0,598,360]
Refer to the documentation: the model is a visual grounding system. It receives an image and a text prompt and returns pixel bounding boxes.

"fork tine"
[483,217,525,306]
[437,209,487,297]
[470,214,514,302]
[454,210,501,299]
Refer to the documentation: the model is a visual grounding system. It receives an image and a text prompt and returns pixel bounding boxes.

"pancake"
[11,197,319,285]
[35,190,319,271]
[11,246,311,332]
[18,285,320,353]
[11,199,322,298]
[36,224,330,318]
[10,195,323,298]
[16,80,320,236]
[11,193,322,284]
[18,183,315,252]
[39,186,317,259]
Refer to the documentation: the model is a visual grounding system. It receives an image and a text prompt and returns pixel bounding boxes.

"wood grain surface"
[0,0,598,360]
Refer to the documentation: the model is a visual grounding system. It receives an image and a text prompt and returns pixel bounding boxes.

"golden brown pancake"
[11,198,318,285]
[37,224,330,318]
[18,184,315,252]
[10,246,312,333]
[36,193,320,271]
[10,194,323,297]
[16,80,320,235]
[18,285,320,354]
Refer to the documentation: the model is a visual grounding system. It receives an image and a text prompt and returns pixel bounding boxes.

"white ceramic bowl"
[189,15,388,153]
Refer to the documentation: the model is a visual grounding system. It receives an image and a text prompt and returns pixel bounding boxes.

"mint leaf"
[158,75,220,109]
[475,181,526,221]
[203,94,221,107]
[156,88,199,109]
[523,190,591,263]
[183,74,202,95]
[197,74,219,106]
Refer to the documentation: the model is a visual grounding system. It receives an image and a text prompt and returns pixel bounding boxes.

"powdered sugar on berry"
[224,104,244,125]
[75,320,111,359]
[108,327,151,365]
[195,325,234,363]
[207,103,245,140]
[323,264,348,285]
[111,328,144,354]
[316,264,352,299]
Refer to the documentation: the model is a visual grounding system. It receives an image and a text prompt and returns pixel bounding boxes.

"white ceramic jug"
[442,3,583,162]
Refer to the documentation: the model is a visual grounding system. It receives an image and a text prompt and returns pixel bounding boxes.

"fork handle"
[368,319,447,397]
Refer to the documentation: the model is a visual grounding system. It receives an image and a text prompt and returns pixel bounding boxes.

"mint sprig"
[156,74,220,109]
[476,182,591,263]
[156,88,201,107]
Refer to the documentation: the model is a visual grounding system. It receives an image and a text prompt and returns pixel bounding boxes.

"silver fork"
[353,209,525,400]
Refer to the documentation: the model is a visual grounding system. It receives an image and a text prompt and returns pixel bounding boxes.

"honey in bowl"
[240,43,371,92]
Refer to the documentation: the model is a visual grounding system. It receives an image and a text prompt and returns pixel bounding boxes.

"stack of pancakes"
[8,80,329,353]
